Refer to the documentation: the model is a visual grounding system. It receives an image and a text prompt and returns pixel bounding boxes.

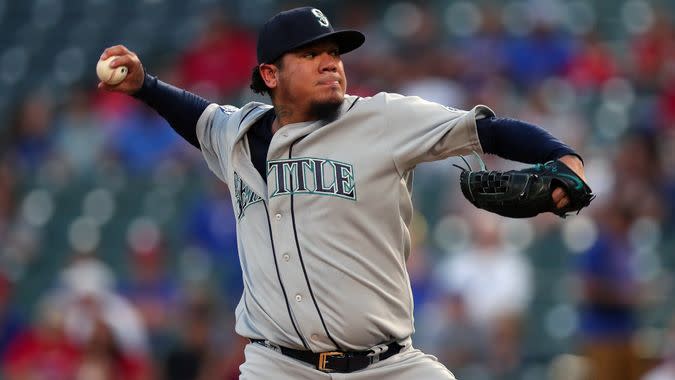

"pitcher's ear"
[259,63,279,89]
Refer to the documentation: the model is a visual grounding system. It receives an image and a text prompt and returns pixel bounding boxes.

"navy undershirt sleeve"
[247,110,275,182]
[132,73,210,149]
[476,116,581,164]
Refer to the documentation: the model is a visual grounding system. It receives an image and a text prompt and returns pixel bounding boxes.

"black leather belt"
[251,339,403,373]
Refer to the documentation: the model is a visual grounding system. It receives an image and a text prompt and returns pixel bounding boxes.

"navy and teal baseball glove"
[458,158,595,218]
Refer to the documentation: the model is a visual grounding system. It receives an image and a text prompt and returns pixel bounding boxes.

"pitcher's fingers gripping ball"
[458,158,595,218]
[96,55,128,85]
[96,45,145,94]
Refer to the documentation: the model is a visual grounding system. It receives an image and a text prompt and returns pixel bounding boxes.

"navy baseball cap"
[257,7,365,64]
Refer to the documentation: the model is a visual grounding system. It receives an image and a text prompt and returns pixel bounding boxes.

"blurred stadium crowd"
[1,0,675,379]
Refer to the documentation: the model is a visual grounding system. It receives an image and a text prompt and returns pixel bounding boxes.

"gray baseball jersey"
[196,91,494,352]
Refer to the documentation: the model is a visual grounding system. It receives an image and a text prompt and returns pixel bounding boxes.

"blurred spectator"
[91,91,141,128]
[642,315,675,380]
[420,292,489,379]
[119,225,180,358]
[440,292,489,371]
[435,212,533,375]
[388,4,448,93]
[393,3,440,55]
[334,2,394,96]
[164,291,239,380]
[397,57,465,110]
[184,181,241,308]
[628,12,675,92]
[6,94,56,174]
[178,12,256,101]
[614,131,662,187]
[58,255,150,356]
[75,312,154,380]
[612,131,669,223]
[574,197,642,380]
[566,30,619,91]
[1,295,80,380]
[463,74,515,118]
[504,20,573,89]
[54,86,106,179]
[453,7,509,89]
[106,103,183,175]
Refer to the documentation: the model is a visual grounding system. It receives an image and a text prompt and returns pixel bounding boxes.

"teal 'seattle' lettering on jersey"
[196,92,494,352]
[267,157,356,200]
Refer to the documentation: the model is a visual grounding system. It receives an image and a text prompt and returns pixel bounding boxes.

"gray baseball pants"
[239,341,457,379]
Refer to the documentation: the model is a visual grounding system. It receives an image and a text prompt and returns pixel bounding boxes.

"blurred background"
[0,0,674,379]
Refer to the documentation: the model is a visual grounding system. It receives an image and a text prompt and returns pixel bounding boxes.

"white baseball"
[96,55,128,85]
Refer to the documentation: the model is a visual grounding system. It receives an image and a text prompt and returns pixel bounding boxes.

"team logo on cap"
[312,8,330,27]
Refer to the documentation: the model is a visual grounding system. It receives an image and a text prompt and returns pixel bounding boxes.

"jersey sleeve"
[196,104,239,184]
[381,93,495,173]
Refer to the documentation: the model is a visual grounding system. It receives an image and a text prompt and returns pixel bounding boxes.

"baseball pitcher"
[98,7,592,379]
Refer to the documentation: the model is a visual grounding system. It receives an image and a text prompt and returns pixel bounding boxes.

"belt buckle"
[317,351,344,372]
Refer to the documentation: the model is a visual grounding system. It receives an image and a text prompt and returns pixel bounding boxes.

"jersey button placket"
[275,213,282,221]
[295,294,302,302]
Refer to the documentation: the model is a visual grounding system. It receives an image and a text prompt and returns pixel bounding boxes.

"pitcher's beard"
[308,99,341,121]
